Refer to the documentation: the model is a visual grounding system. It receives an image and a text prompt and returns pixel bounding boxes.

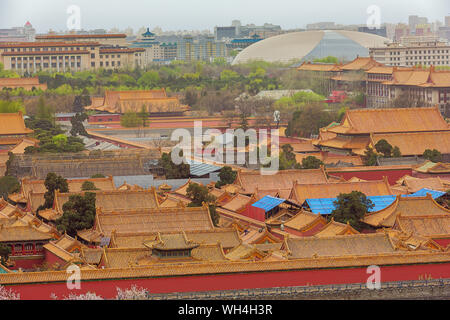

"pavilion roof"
[283,210,327,232]
[313,219,359,238]
[289,179,392,204]
[85,89,189,114]
[297,62,341,72]
[394,175,450,193]
[0,224,52,242]
[371,131,450,156]
[0,112,33,136]
[326,107,449,135]
[286,233,396,259]
[235,168,328,195]
[340,56,383,71]
[78,205,215,241]
[363,194,450,228]
[395,214,450,239]
[414,161,450,174]
[54,188,159,214]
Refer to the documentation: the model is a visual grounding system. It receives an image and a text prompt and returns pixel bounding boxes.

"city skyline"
[0,0,448,33]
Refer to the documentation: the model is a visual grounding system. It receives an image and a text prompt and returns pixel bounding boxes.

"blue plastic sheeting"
[252,196,286,212]
[306,195,397,215]
[403,188,446,199]
[186,159,221,177]
[305,189,447,214]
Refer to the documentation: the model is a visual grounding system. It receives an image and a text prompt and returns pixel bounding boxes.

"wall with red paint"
[6,262,450,300]
[9,256,44,271]
[434,238,450,248]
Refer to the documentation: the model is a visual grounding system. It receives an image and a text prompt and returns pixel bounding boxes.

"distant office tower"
[445,16,450,27]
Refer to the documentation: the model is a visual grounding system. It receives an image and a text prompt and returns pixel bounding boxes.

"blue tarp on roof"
[403,188,446,199]
[252,195,286,212]
[186,159,221,177]
[305,189,446,214]
[306,195,397,215]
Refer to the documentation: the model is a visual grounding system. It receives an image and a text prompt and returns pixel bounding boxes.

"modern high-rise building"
[358,26,387,38]
[177,35,227,62]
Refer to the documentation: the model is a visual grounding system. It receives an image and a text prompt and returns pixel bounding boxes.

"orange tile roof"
[316,135,370,153]
[366,66,396,74]
[313,219,359,238]
[54,188,159,214]
[328,107,449,135]
[81,205,215,240]
[297,62,341,72]
[394,175,450,193]
[0,224,53,242]
[371,132,450,156]
[85,89,189,114]
[283,210,327,232]
[235,168,328,194]
[286,233,397,259]
[290,179,392,204]
[395,214,450,239]
[286,140,319,153]
[221,193,254,212]
[382,67,450,87]
[413,161,450,174]
[0,77,45,88]
[0,112,33,136]
[363,194,450,228]
[340,57,383,71]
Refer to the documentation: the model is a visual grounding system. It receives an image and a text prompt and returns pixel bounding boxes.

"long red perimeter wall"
[4,262,450,300]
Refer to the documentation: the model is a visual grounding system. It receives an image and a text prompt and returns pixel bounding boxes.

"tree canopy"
[158,152,190,179]
[423,149,442,163]
[331,191,374,230]
[38,173,69,211]
[215,166,237,188]
[55,192,96,237]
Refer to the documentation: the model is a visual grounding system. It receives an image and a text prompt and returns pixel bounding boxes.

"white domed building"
[232,30,389,65]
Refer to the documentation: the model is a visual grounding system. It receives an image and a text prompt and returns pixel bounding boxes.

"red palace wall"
[88,114,121,123]
[9,256,44,271]
[327,168,413,185]
[5,262,450,300]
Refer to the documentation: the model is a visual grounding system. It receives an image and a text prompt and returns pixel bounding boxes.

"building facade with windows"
[366,66,450,115]
[369,39,450,67]
[0,41,144,73]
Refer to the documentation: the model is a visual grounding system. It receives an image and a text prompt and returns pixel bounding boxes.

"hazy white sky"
[0,0,448,33]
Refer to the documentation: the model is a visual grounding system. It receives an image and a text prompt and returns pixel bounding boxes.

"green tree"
[120,111,141,128]
[313,56,339,64]
[52,134,68,147]
[0,100,25,114]
[81,181,98,191]
[0,176,20,200]
[301,156,324,169]
[374,139,393,157]
[423,149,442,162]
[186,183,216,206]
[331,191,374,230]
[70,113,88,136]
[55,192,96,237]
[0,244,11,266]
[392,146,401,157]
[137,71,160,88]
[215,166,237,188]
[39,173,69,211]
[91,174,106,178]
[186,183,218,225]
[363,146,378,166]
[36,96,54,122]
[158,152,190,179]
